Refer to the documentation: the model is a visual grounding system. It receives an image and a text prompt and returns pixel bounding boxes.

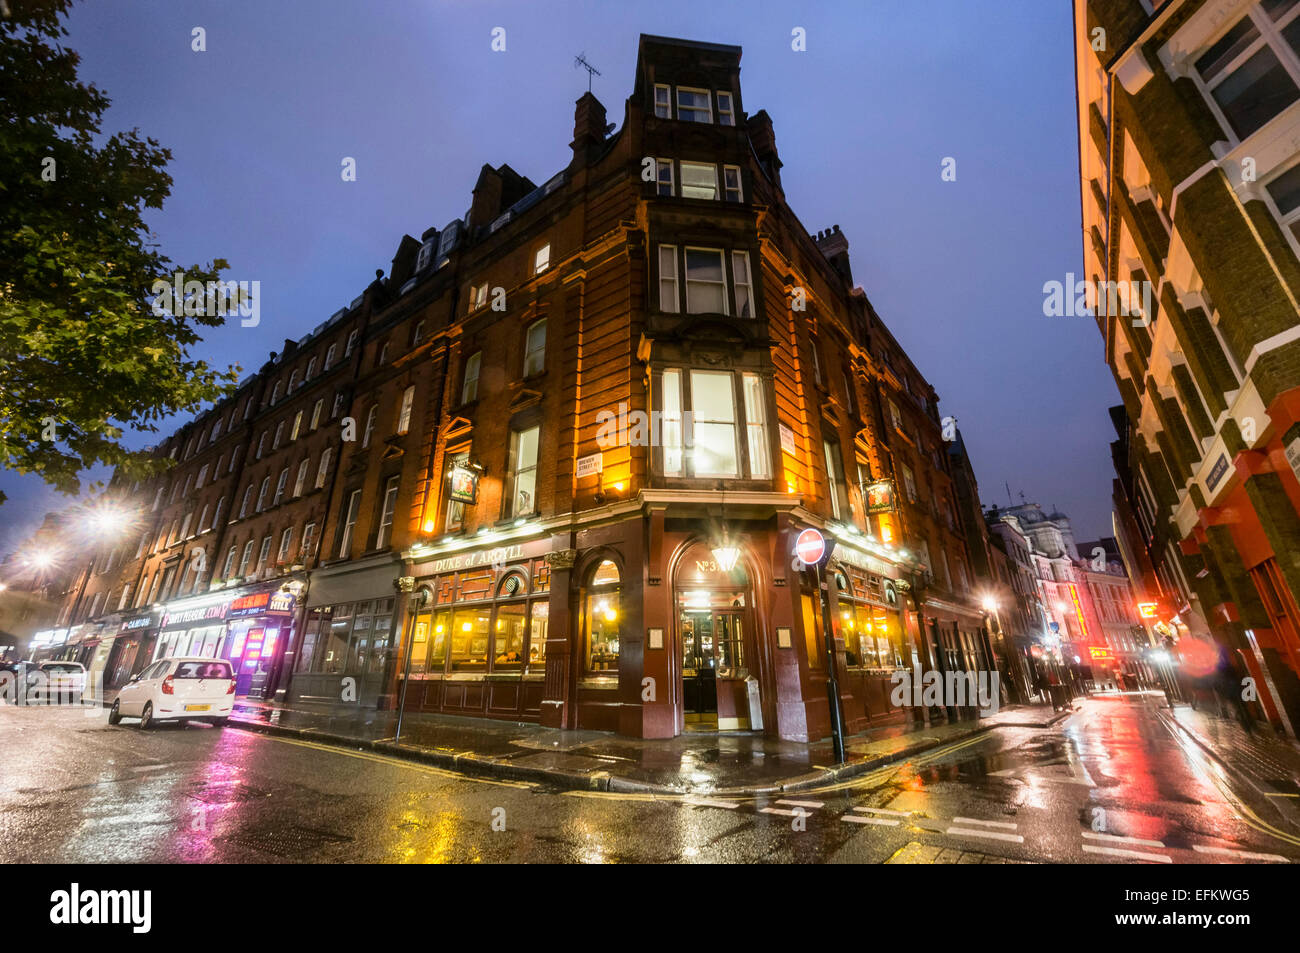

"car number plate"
[184,704,211,712]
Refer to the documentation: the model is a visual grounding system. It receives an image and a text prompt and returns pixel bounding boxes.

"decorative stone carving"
[546,549,578,570]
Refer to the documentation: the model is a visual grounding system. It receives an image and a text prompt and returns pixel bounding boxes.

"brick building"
[46,34,1001,743]
[1075,0,1300,734]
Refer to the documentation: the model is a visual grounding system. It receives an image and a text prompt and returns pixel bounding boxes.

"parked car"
[109,657,235,728]
[26,661,87,703]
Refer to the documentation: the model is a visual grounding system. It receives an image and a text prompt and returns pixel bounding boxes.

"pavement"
[215,693,1072,795]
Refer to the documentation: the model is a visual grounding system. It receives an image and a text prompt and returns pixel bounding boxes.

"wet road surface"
[2,694,1297,863]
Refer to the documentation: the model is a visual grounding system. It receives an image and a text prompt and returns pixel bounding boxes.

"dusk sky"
[0,0,1120,555]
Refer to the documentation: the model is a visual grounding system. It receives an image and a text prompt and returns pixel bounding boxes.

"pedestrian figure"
[1213,645,1254,736]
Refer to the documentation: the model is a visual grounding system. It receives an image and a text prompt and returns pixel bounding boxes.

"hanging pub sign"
[449,462,479,504]
[865,480,896,514]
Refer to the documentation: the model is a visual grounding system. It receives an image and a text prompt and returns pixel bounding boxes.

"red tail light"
[226,679,236,695]
[161,675,175,695]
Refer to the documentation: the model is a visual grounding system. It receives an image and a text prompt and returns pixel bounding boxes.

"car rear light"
[161,675,175,695]
[226,679,236,694]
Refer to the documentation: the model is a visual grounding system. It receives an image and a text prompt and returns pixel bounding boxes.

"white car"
[27,661,87,703]
[109,656,235,728]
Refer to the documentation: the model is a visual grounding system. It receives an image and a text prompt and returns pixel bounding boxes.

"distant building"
[1075,0,1300,734]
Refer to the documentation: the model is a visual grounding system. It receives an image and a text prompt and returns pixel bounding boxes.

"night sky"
[0,0,1119,556]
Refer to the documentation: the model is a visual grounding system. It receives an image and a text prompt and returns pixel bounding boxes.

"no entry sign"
[794,528,826,567]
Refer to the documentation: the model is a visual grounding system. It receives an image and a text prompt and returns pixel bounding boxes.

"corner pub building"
[382,34,994,742]
[61,35,997,745]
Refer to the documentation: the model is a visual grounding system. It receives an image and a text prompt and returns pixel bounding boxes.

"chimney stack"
[570,92,608,168]
[814,224,852,285]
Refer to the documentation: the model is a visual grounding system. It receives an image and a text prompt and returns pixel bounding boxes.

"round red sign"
[794,528,826,566]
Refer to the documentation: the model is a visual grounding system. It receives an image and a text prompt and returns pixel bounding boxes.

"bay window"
[717,91,735,125]
[685,247,727,313]
[657,244,755,316]
[676,86,712,123]
[679,161,718,199]
[660,369,772,480]
[655,158,674,196]
[1193,3,1300,140]
[659,244,679,312]
[723,164,743,202]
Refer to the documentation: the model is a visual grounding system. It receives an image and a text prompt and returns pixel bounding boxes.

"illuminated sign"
[795,528,827,566]
[227,591,296,618]
[161,602,229,628]
[1088,646,1113,661]
[448,463,479,504]
[1138,603,1158,618]
[865,481,896,515]
[426,543,524,576]
[1068,584,1089,639]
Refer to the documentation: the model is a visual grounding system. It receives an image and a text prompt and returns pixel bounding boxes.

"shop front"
[400,535,554,722]
[223,588,299,697]
[104,609,160,690]
[291,553,401,708]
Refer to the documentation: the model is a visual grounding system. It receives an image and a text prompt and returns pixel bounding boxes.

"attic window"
[534,244,551,275]
[653,84,671,118]
[676,87,712,123]
[717,91,735,125]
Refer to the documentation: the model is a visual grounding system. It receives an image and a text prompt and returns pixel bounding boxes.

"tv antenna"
[574,52,601,92]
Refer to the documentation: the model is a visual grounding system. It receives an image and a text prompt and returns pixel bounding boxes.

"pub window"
[461,351,481,404]
[450,605,491,672]
[523,319,547,377]
[717,90,735,126]
[585,560,622,675]
[653,83,671,118]
[655,158,674,196]
[659,244,679,313]
[492,574,528,671]
[676,86,712,123]
[505,425,540,518]
[397,385,415,435]
[338,489,362,558]
[679,161,718,200]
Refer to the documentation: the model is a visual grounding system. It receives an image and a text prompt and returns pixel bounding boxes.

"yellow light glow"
[423,520,435,533]
[461,622,472,632]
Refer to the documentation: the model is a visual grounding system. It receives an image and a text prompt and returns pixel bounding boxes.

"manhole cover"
[218,825,353,859]
[187,780,270,804]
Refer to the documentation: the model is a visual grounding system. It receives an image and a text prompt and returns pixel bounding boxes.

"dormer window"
[676,86,712,123]
[416,240,435,272]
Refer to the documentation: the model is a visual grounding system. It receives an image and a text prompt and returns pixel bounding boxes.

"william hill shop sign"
[228,591,296,618]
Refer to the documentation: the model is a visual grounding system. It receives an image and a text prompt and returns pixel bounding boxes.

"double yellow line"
[264,734,534,789]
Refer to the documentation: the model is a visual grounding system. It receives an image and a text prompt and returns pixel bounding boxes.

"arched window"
[324,344,337,369]
[271,380,283,404]
[585,559,622,676]
[288,369,301,392]
[345,330,359,357]
[306,357,317,380]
